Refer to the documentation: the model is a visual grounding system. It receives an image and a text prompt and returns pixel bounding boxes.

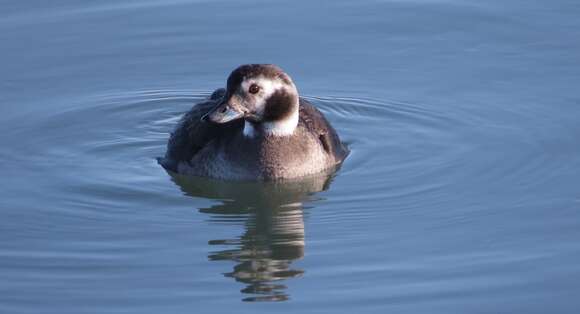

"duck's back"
[298,98,349,164]
[158,88,242,172]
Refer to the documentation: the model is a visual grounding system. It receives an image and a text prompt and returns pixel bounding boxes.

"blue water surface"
[1,0,580,313]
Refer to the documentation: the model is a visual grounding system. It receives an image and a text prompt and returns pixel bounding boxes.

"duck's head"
[203,64,300,137]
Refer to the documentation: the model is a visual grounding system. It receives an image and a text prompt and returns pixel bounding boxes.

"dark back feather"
[298,98,349,162]
[159,88,242,171]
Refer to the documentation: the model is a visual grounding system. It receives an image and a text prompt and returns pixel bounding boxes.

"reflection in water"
[169,172,335,302]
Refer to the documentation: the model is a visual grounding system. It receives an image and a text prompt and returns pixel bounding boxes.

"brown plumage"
[158,64,349,180]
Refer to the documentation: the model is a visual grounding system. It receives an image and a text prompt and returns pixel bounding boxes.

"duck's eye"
[249,84,260,94]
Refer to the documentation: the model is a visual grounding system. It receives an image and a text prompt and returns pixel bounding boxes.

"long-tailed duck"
[159,64,348,180]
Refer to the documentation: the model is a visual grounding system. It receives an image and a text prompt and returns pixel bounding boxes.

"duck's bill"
[202,102,244,124]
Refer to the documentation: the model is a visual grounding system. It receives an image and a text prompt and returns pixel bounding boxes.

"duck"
[158,64,349,180]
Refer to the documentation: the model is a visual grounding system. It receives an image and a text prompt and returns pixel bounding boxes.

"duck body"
[159,65,348,181]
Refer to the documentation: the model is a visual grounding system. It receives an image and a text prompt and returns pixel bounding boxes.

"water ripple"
[4,89,575,303]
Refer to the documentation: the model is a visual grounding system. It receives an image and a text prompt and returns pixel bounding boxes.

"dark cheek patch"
[263,90,296,122]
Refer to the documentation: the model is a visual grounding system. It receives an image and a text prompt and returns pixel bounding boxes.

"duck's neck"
[243,108,299,138]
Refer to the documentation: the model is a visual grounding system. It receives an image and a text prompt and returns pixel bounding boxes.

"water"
[1,0,580,312]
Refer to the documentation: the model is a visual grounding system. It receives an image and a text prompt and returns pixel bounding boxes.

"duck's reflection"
[169,173,335,302]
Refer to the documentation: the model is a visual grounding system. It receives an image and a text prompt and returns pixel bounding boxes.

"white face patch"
[240,76,286,114]
[239,75,300,137]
